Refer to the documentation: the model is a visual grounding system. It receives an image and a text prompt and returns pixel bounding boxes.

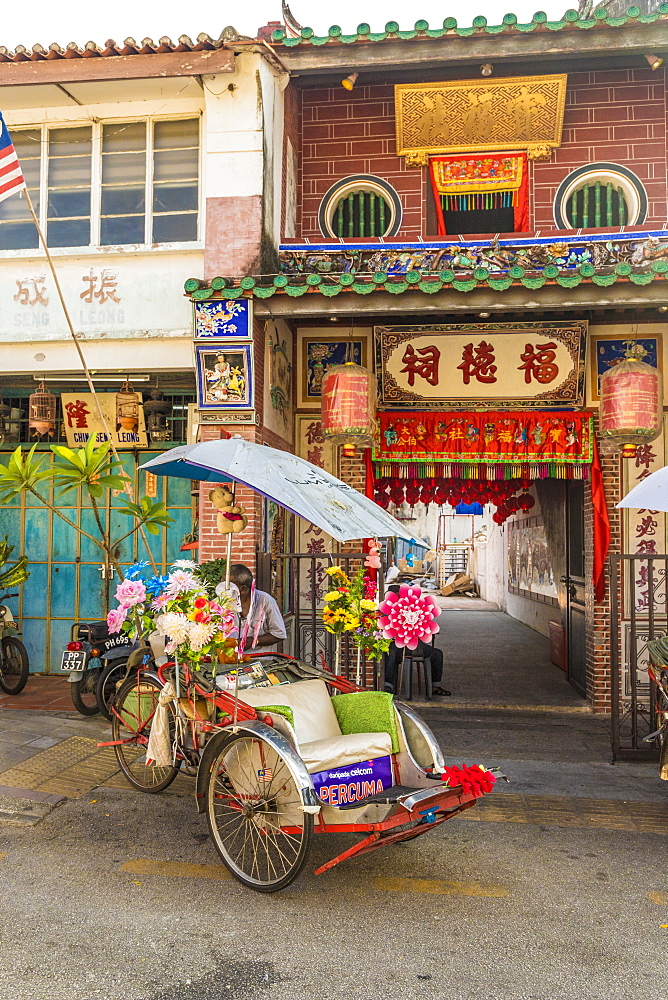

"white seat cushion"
[236,678,342,745]
[300,732,393,774]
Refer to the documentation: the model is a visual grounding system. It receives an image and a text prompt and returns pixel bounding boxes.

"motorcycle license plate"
[60,650,87,672]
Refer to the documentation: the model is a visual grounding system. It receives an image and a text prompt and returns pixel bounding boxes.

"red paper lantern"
[599,346,662,459]
[321,362,375,458]
[518,493,535,511]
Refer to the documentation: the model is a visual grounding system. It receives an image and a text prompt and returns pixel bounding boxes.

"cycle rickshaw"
[106,439,502,893]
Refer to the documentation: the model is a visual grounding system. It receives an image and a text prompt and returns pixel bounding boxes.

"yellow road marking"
[121,859,231,881]
[648,891,668,905]
[374,876,509,897]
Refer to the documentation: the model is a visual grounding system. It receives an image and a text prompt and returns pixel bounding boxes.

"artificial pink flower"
[107,606,127,634]
[115,579,146,608]
[378,584,440,650]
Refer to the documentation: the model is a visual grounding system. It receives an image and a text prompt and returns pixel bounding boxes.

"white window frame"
[5,115,201,251]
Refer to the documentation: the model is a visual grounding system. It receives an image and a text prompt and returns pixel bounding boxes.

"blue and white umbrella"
[141,438,424,545]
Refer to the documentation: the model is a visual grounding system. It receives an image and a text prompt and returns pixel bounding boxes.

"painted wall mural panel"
[297,334,368,409]
[508,518,558,604]
[193,299,251,340]
[195,343,254,411]
[263,320,294,442]
[376,321,586,407]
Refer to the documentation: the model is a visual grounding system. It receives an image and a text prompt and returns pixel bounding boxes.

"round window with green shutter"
[318,175,402,239]
[554,163,647,230]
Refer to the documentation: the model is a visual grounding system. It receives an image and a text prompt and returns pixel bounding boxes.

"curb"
[0,784,65,825]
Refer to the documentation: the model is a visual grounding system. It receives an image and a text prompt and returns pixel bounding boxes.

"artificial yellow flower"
[324,591,342,602]
[325,566,341,576]
[360,599,377,611]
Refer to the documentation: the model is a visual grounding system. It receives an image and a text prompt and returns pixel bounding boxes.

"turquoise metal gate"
[0,448,194,673]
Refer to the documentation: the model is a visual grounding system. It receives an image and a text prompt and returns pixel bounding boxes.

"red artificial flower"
[194,611,211,623]
[194,597,208,609]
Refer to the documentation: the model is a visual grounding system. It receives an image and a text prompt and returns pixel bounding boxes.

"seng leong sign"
[61,392,148,448]
[375,321,587,409]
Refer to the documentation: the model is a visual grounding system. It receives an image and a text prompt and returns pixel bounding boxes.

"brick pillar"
[197,423,264,573]
[584,428,622,713]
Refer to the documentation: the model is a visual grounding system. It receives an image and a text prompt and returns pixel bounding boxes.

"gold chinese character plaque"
[395,74,567,165]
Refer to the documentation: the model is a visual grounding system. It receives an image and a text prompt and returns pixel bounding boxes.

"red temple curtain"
[429,153,529,236]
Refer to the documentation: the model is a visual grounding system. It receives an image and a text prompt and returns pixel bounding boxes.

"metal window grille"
[0,118,200,250]
[333,189,390,238]
[567,180,628,229]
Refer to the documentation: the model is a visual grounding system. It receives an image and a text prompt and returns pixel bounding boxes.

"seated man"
[383,640,450,697]
[382,586,449,696]
[223,563,287,651]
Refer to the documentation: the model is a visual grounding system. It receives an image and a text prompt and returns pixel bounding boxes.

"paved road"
[0,712,666,1000]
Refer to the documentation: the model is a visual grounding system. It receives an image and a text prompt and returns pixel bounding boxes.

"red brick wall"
[585,434,622,714]
[205,196,263,278]
[297,67,667,240]
[533,66,667,228]
[300,83,426,241]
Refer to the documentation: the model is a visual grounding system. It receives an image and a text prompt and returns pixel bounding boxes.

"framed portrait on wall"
[297,332,370,409]
[589,333,662,401]
[195,343,254,411]
[193,299,252,340]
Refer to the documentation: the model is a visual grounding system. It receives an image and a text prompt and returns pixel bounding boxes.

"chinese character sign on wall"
[61,393,148,449]
[376,322,586,407]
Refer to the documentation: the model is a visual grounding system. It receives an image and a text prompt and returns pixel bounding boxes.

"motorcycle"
[0,592,29,695]
[61,621,134,717]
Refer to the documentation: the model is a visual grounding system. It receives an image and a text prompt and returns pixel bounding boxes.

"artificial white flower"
[155,611,191,645]
[171,559,198,571]
[187,621,217,651]
[165,570,204,598]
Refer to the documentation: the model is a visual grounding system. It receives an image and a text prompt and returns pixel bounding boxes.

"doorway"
[565,480,586,695]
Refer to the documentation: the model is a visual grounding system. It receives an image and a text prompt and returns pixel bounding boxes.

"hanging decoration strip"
[376,410,593,466]
[373,475,537,524]
[373,462,590,481]
[429,153,529,236]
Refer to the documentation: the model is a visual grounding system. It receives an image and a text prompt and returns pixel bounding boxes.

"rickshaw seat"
[237,679,393,773]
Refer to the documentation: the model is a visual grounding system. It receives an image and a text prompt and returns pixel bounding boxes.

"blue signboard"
[311,756,393,807]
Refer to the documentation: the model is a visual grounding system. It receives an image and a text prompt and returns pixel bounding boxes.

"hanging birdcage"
[116,381,141,432]
[0,397,11,445]
[321,362,376,458]
[143,388,172,443]
[599,344,663,458]
[28,382,57,438]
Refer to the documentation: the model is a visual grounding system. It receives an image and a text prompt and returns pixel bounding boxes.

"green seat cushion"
[255,704,295,728]
[331,691,399,754]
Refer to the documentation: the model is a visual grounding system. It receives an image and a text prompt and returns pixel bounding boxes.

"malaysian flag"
[257,768,273,782]
[0,112,25,204]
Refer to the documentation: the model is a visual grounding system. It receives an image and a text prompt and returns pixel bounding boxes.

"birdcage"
[116,381,141,432]
[143,388,172,443]
[28,382,57,438]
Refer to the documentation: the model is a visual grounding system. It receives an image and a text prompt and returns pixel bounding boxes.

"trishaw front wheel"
[205,731,313,892]
[112,675,180,793]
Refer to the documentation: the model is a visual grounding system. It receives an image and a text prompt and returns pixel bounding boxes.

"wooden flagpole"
[24,189,158,573]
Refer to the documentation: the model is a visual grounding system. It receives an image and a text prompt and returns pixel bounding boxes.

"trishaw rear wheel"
[112,675,180,793]
[205,732,313,892]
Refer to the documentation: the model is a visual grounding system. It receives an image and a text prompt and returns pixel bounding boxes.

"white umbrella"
[617,464,668,511]
[141,438,425,544]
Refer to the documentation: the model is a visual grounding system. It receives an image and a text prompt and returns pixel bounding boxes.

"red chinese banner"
[375,411,593,465]
[429,153,529,236]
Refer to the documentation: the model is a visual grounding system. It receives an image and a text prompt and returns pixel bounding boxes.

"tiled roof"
[271,4,668,46]
[184,231,668,300]
[0,28,247,63]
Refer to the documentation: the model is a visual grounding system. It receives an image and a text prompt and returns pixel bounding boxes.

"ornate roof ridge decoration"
[0,28,250,62]
[184,231,668,300]
[269,5,668,46]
